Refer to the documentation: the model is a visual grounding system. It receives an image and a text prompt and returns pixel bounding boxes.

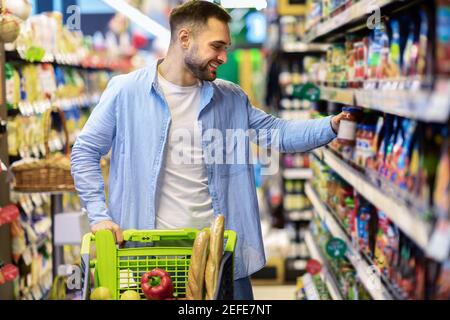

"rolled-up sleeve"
[246,95,336,152]
[71,77,120,225]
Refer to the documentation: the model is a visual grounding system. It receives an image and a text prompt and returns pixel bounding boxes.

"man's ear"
[178,28,190,49]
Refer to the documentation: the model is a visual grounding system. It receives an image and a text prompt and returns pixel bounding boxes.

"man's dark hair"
[169,0,231,41]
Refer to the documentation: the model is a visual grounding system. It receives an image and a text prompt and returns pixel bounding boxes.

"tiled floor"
[252,284,297,300]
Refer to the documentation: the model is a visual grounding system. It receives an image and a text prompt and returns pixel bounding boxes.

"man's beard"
[184,46,217,81]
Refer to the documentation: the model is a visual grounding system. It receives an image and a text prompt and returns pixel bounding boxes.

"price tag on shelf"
[22,248,33,266]
[18,102,26,116]
[0,160,7,173]
[326,237,347,259]
[54,137,63,151]
[306,259,322,275]
[39,143,46,156]
[31,194,43,207]
[32,285,43,300]
[31,145,40,158]
[20,197,32,217]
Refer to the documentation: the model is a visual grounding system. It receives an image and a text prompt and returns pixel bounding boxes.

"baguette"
[204,214,225,300]
[186,230,210,300]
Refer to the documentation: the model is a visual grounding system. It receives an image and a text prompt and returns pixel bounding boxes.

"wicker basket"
[11,107,76,192]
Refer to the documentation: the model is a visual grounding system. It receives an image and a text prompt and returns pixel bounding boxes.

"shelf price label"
[293,83,321,102]
[326,237,347,259]
[306,259,322,276]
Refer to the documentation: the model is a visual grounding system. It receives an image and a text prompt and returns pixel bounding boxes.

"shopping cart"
[80,228,237,300]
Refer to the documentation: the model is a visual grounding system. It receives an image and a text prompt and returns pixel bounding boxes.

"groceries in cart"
[82,214,236,300]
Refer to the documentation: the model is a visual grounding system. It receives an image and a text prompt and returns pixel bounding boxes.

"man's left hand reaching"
[331,113,346,134]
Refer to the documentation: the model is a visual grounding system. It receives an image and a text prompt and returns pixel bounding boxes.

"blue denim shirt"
[71,59,337,279]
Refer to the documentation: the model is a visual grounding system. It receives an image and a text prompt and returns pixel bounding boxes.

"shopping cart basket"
[80,228,237,300]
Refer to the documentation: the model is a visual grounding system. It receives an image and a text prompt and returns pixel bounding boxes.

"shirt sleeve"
[71,77,120,226]
[246,95,337,153]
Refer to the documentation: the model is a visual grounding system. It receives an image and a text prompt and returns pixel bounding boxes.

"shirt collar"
[149,58,215,105]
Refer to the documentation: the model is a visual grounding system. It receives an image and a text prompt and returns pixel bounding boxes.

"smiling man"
[71,0,343,300]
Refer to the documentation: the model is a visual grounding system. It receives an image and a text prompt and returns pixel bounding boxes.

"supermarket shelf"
[283,168,313,180]
[312,147,432,251]
[320,86,354,105]
[282,42,330,53]
[7,93,100,117]
[5,49,117,71]
[287,209,314,222]
[301,273,320,300]
[318,81,450,123]
[304,230,343,300]
[305,182,394,300]
[304,0,398,43]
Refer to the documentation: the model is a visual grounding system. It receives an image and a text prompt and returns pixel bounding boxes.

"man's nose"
[218,50,227,64]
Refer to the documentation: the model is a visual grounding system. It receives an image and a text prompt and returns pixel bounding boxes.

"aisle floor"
[252,284,297,300]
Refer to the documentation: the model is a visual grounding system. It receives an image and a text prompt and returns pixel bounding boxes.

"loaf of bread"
[186,230,210,300]
[204,214,225,300]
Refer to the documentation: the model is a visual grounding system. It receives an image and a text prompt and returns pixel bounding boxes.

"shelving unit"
[0,41,14,299]
[286,209,314,222]
[318,81,450,123]
[301,272,320,300]
[5,49,120,72]
[0,39,111,299]
[303,0,399,43]
[282,168,313,180]
[304,230,343,300]
[311,147,433,251]
[282,42,330,53]
[305,182,397,300]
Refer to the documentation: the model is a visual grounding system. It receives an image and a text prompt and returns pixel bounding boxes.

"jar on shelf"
[337,107,362,146]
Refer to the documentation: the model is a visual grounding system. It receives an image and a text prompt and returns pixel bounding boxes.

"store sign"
[306,259,322,275]
[292,83,321,102]
[326,238,347,259]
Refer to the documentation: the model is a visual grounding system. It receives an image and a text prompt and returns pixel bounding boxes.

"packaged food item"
[5,63,21,111]
[387,18,402,80]
[417,7,431,80]
[354,124,376,167]
[436,0,450,75]
[367,24,384,81]
[433,139,450,217]
[356,203,372,257]
[337,107,362,146]
[432,259,450,299]
[354,37,369,86]
[345,35,357,87]
[375,22,390,81]
[402,18,419,79]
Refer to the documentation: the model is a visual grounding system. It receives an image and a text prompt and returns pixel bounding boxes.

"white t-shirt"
[156,72,214,230]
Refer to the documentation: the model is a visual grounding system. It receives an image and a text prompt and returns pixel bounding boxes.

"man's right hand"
[91,220,124,245]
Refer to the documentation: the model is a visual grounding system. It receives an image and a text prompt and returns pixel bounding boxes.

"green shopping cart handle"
[122,228,199,242]
[81,228,237,255]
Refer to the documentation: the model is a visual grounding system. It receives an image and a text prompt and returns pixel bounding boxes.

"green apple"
[90,287,112,300]
[120,290,141,300]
